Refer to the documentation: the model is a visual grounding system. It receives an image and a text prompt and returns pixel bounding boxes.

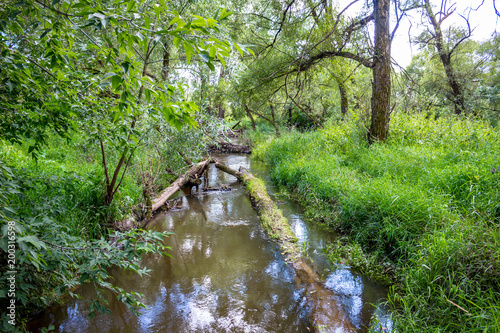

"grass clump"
[254,113,500,331]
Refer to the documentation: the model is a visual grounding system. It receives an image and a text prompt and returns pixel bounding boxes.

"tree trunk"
[246,105,256,130]
[338,81,348,120]
[368,0,391,143]
[208,141,251,154]
[218,102,225,119]
[269,101,281,137]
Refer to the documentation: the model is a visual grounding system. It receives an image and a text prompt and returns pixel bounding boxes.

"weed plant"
[254,113,500,331]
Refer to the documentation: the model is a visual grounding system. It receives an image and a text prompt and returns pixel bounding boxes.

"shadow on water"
[28,152,392,332]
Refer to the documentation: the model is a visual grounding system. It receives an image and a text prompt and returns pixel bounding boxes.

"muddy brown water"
[29,153,392,332]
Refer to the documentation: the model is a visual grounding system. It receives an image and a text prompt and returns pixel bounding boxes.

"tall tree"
[369,0,391,142]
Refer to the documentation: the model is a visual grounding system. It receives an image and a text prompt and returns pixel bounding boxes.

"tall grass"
[254,114,500,331]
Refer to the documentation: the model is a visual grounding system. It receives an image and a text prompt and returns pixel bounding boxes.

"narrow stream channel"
[29,152,392,332]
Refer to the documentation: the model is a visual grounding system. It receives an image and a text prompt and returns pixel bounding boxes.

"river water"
[29,152,392,332]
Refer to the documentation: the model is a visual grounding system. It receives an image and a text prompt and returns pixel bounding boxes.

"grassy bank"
[252,114,500,331]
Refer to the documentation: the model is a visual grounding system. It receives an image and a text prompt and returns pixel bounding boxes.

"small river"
[29,152,392,332]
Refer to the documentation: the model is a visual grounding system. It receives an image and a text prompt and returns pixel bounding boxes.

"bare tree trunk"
[218,102,225,119]
[215,162,356,333]
[369,0,391,143]
[151,159,210,212]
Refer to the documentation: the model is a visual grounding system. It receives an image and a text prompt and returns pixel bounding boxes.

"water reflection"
[325,269,364,328]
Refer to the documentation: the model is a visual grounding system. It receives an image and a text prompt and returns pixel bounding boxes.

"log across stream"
[29,152,393,332]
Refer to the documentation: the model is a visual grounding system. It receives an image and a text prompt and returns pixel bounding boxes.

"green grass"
[254,113,500,331]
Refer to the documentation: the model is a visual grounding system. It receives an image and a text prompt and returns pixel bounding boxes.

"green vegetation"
[1,0,499,331]
[253,114,500,331]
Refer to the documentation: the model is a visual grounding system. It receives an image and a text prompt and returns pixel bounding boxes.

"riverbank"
[250,114,500,331]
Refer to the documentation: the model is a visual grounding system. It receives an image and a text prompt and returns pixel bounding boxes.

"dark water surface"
[29,153,392,332]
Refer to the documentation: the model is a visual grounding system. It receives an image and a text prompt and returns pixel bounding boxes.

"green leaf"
[111,75,121,89]
[121,61,130,74]
[158,0,168,11]
[127,1,136,12]
[169,17,181,26]
[234,43,243,57]
[246,47,255,56]
[103,72,116,79]
[217,53,226,67]
[173,36,181,48]
[206,18,218,27]
[183,41,193,64]
[40,28,51,39]
[209,46,216,58]
[220,8,233,20]
[112,111,120,123]
[5,79,14,92]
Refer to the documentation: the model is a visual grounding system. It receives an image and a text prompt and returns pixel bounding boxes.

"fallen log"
[151,158,210,212]
[216,162,299,257]
[215,162,356,333]
[115,161,210,231]
[208,141,251,154]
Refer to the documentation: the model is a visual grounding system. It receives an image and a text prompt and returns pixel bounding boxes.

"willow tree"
[295,0,394,141]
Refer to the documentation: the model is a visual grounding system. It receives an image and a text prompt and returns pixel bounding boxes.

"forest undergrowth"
[251,114,500,332]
